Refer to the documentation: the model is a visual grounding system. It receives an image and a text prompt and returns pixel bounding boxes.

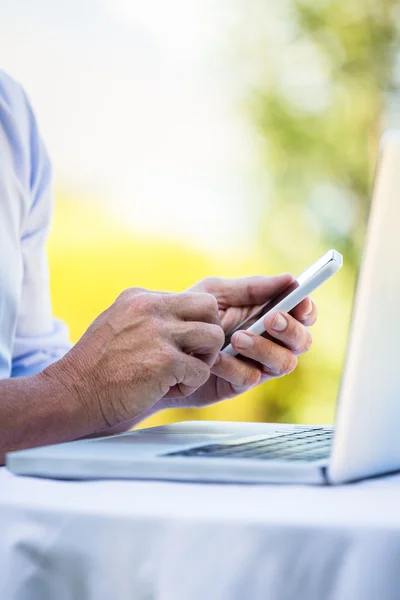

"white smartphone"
[222,249,343,356]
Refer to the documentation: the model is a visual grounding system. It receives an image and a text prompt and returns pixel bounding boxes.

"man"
[0,70,317,464]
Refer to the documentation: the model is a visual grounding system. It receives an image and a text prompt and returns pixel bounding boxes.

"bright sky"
[0,0,266,255]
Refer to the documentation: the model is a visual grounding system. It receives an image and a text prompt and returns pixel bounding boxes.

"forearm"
[0,364,97,465]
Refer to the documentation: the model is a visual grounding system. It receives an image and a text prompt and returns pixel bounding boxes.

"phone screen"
[222,256,329,350]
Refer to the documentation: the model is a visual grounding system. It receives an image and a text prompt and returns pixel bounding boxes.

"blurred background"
[1,0,399,427]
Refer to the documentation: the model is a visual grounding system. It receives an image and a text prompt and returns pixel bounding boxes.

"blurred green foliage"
[252,0,400,263]
[236,0,400,422]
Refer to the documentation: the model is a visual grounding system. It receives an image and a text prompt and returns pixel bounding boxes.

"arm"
[0,368,93,464]
[10,82,72,378]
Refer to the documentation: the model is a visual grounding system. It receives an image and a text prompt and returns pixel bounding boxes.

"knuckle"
[242,368,261,388]
[201,276,222,292]
[137,293,170,318]
[286,319,302,344]
[298,331,313,354]
[124,290,149,310]
[144,293,162,311]
[225,357,260,388]
[258,339,275,363]
[116,289,128,303]
[280,353,297,376]
[192,360,210,385]
[245,278,260,305]
[203,292,219,314]
[116,287,139,303]
[224,356,242,380]
[199,360,211,380]
[211,324,225,349]
[115,289,152,319]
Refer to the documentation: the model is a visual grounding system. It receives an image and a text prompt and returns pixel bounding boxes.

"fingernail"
[272,313,287,332]
[234,332,254,349]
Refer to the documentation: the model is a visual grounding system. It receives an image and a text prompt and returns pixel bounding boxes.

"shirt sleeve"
[9,80,72,378]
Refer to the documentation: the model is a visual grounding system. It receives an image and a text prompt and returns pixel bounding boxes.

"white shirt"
[0,70,71,379]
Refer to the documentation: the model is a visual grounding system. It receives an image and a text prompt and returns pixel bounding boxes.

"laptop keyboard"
[163,427,333,462]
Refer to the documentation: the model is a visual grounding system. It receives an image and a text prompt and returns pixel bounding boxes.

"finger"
[205,274,294,307]
[231,330,298,376]
[211,352,262,390]
[263,312,312,356]
[166,292,221,325]
[291,297,317,327]
[169,353,211,397]
[174,322,225,366]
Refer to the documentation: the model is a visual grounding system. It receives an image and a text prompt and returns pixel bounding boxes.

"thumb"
[208,273,295,307]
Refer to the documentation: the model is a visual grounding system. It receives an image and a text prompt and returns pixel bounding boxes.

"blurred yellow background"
[2,0,398,427]
[47,190,351,428]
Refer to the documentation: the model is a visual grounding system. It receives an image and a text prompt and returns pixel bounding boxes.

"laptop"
[7,132,400,485]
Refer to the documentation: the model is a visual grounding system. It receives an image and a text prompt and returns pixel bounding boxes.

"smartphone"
[222,249,343,356]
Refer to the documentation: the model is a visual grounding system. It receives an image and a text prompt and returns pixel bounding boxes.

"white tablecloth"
[1,466,400,600]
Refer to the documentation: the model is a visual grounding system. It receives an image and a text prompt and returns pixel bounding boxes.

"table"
[1,467,400,600]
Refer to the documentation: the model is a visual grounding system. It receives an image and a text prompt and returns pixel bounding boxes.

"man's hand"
[47,288,225,432]
[157,274,317,409]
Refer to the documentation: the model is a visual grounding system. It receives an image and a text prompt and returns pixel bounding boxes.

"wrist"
[38,354,107,436]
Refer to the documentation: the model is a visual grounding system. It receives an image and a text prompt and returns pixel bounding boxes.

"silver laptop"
[7,132,400,485]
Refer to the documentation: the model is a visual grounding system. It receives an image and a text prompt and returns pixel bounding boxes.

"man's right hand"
[45,288,225,433]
